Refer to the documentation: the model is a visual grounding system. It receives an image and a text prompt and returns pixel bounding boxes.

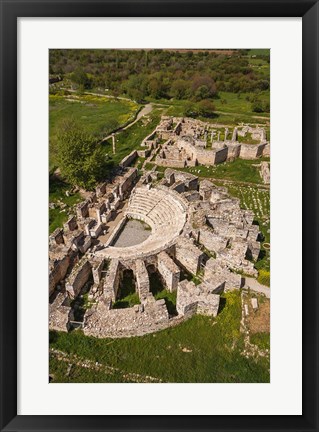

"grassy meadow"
[49,94,140,169]
[152,91,270,126]
[49,291,270,383]
[154,157,270,185]
[101,108,163,166]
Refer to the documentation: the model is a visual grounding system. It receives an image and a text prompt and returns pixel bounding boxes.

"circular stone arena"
[95,185,188,260]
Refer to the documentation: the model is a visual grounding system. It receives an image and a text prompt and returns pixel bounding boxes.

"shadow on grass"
[112,300,130,309]
[148,266,178,316]
[49,330,59,344]
[49,175,68,195]
[218,297,227,314]
[257,249,266,261]
[113,269,140,309]
[163,298,178,316]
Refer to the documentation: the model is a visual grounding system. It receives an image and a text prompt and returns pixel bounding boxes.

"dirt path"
[101,103,154,143]
[244,277,270,298]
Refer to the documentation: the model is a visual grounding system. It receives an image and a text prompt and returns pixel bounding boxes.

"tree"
[182,101,199,118]
[56,119,108,189]
[170,79,189,100]
[71,67,92,89]
[123,75,148,102]
[197,99,215,117]
[191,74,217,100]
[251,98,270,113]
[148,77,165,99]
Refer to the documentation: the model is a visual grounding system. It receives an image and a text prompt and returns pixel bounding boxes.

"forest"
[49,49,270,112]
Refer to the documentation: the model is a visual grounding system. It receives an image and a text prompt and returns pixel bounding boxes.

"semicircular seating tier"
[95,186,188,260]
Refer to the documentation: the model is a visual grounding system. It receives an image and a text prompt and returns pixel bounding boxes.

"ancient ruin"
[142,116,269,168]
[49,116,268,338]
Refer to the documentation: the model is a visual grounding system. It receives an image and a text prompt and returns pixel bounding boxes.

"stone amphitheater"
[49,116,268,338]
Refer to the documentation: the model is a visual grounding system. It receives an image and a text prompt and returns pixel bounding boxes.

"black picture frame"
[1,1,318,431]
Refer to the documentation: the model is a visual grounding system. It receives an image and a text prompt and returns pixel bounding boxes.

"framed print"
[0,0,318,431]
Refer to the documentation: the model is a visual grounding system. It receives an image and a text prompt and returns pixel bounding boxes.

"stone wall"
[106,217,127,247]
[92,259,106,284]
[49,292,71,332]
[120,150,138,168]
[119,168,138,197]
[263,143,270,157]
[260,161,270,184]
[65,259,92,298]
[196,149,216,165]
[155,157,186,168]
[176,280,198,316]
[199,179,214,201]
[248,240,261,261]
[226,143,241,160]
[164,169,199,191]
[137,148,151,158]
[49,253,71,295]
[175,237,205,275]
[95,182,107,197]
[176,279,220,317]
[135,259,151,304]
[49,228,64,246]
[204,258,242,291]
[64,215,77,232]
[83,298,170,338]
[214,147,229,164]
[183,191,201,202]
[103,259,120,301]
[76,200,89,219]
[239,143,267,159]
[157,251,180,292]
[198,227,228,254]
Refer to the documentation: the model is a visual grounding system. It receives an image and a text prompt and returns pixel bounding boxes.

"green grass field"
[102,108,163,166]
[148,91,269,125]
[250,332,270,351]
[49,291,270,383]
[247,48,270,57]
[49,94,140,169]
[162,157,269,184]
[213,91,269,116]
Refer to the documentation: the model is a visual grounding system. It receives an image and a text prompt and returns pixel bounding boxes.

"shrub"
[197,99,215,118]
[258,269,270,287]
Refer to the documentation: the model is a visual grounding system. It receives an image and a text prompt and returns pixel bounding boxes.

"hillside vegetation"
[50,49,270,113]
